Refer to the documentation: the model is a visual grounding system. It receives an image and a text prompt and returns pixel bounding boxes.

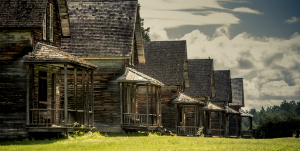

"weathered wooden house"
[0,0,95,137]
[229,78,253,137]
[138,41,189,133]
[60,0,148,132]
[173,92,205,136]
[184,59,215,102]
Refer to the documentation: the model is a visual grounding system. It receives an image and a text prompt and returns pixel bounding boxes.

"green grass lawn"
[0,133,299,151]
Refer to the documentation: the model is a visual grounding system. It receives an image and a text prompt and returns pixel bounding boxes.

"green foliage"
[247,100,300,138]
[138,4,151,42]
[1,135,300,150]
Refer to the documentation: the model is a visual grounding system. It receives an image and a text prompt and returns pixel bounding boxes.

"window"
[49,3,53,42]
[43,13,46,40]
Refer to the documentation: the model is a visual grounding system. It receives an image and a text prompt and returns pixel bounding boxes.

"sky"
[139,0,300,111]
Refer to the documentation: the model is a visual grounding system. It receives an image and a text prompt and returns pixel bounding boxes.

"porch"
[173,93,205,136]
[241,112,253,138]
[23,43,97,132]
[203,102,226,137]
[226,107,242,138]
[117,68,164,131]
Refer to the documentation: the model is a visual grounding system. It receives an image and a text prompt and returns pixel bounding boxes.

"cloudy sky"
[139,0,300,111]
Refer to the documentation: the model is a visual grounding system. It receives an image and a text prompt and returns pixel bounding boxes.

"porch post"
[175,104,177,134]
[159,87,162,126]
[86,70,90,127]
[82,69,86,125]
[194,105,197,135]
[155,86,158,126]
[249,117,253,137]
[120,83,123,125]
[26,64,30,126]
[91,70,94,127]
[238,115,242,138]
[151,85,153,125]
[203,111,206,136]
[74,67,77,111]
[146,84,149,128]
[219,112,222,137]
[64,64,68,127]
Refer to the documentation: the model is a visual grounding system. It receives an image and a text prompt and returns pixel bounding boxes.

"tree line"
[241,100,300,138]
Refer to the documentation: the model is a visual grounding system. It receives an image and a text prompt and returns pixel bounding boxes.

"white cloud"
[232,7,263,14]
[285,16,300,24]
[177,26,300,110]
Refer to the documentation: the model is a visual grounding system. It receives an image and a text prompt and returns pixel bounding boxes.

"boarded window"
[43,13,46,40]
[49,3,53,42]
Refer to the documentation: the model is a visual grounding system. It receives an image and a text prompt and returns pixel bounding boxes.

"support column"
[159,87,162,126]
[85,70,90,127]
[203,111,206,136]
[219,112,222,137]
[26,64,30,126]
[82,69,86,125]
[91,70,94,127]
[155,86,158,126]
[146,84,149,128]
[249,117,253,137]
[175,104,177,134]
[64,64,68,127]
[150,85,153,125]
[120,83,123,125]
[74,67,77,111]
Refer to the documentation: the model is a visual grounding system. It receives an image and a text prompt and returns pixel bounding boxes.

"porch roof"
[225,106,240,114]
[117,67,164,86]
[241,112,253,117]
[173,92,205,105]
[23,42,97,69]
[203,102,225,111]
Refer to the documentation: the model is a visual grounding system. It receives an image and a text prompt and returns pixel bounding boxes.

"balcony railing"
[177,126,199,136]
[122,113,158,126]
[30,109,64,126]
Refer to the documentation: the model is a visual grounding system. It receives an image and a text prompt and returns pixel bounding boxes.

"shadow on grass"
[0,138,63,146]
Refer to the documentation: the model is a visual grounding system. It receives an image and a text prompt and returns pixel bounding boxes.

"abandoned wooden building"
[229,78,253,138]
[173,92,205,136]
[138,41,189,133]
[60,0,146,132]
[23,42,97,133]
[0,0,72,137]
[117,67,164,132]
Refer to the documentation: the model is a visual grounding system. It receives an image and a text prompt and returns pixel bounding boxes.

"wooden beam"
[64,64,68,127]
[249,117,252,137]
[203,111,206,136]
[155,86,158,126]
[86,70,90,127]
[146,84,149,128]
[26,64,30,126]
[175,104,177,134]
[159,87,162,126]
[91,70,94,127]
[120,83,123,125]
[74,67,77,111]
[82,69,86,126]
[151,85,153,125]
[219,112,222,137]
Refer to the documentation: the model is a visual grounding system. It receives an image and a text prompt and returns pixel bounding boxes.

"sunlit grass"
[0,132,299,151]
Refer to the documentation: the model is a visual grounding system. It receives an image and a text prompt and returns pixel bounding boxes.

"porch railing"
[30,109,64,126]
[206,129,224,136]
[177,126,199,136]
[122,113,158,126]
[242,130,252,137]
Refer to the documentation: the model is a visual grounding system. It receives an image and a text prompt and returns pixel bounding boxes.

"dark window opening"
[38,71,47,108]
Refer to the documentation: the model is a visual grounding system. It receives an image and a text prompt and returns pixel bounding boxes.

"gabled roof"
[230,78,244,107]
[241,112,253,117]
[0,0,47,28]
[23,43,97,69]
[117,67,164,86]
[210,70,232,103]
[173,93,205,105]
[185,59,214,97]
[225,106,240,114]
[138,41,187,86]
[203,102,225,111]
[61,0,144,60]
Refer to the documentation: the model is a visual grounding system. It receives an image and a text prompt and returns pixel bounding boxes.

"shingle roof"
[240,112,253,117]
[23,42,97,69]
[117,67,164,86]
[173,92,205,105]
[61,0,138,57]
[225,106,240,114]
[0,0,47,28]
[203,102,225,111]
[229,78,244,107]
[185,59,214,97]
[210,70,232,103]
[138,41,187,86]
